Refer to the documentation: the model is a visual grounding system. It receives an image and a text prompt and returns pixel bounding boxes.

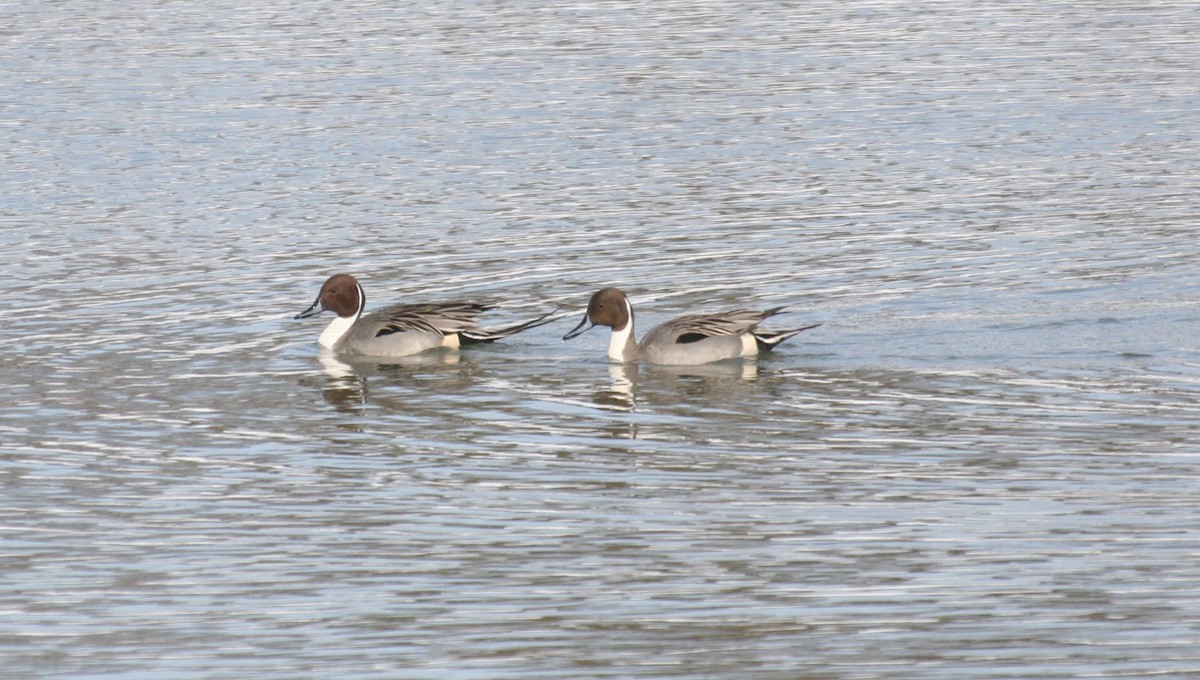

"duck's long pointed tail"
[753,323,821,352]
[460,308,566,345]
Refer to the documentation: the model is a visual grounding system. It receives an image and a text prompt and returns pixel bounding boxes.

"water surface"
[3,1,1200,677]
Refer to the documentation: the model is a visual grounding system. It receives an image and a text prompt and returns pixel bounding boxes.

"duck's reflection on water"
[314,349,467,413]
[309,347,769,420]
[591,360,764,412]
[591,363,638,412]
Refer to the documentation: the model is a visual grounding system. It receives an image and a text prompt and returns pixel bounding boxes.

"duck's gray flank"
[564,287,819,365]
[295,273,559,357]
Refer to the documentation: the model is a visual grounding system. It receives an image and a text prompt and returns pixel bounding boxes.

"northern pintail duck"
[563,287,818,365]
[295,273,557,357]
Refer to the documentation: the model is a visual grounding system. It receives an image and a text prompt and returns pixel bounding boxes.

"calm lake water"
[4,1,1200,677]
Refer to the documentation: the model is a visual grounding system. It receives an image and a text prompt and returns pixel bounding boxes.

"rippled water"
[4,1,1200,677]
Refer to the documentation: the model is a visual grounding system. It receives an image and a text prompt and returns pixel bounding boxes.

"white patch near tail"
[740,332,759,357]
[440,333,461,348]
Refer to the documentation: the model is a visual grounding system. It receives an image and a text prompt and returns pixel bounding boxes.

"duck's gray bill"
[294,299,324,320]
[562,313,594,340]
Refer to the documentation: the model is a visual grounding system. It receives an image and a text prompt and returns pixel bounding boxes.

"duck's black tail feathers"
[460,308,566,345]
[753,323,821,352]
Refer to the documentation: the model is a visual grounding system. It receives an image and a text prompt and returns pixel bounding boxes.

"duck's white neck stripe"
[607,298,636,362]
[318,280,365,349]
[353,280,366,317]
[318,314,356,349]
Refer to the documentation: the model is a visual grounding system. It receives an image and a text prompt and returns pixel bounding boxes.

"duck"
[563,287,818,365]
[295,273,557,357]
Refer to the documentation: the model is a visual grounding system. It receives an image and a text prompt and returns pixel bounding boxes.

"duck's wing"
[366,302,491,338]
[651,307,785,345]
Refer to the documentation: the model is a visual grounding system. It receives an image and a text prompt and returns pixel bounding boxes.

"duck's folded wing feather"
[368,302,490,337]
[659,308,785,344]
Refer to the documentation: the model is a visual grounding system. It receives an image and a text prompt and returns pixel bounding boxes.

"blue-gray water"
[3,1,1200,677]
